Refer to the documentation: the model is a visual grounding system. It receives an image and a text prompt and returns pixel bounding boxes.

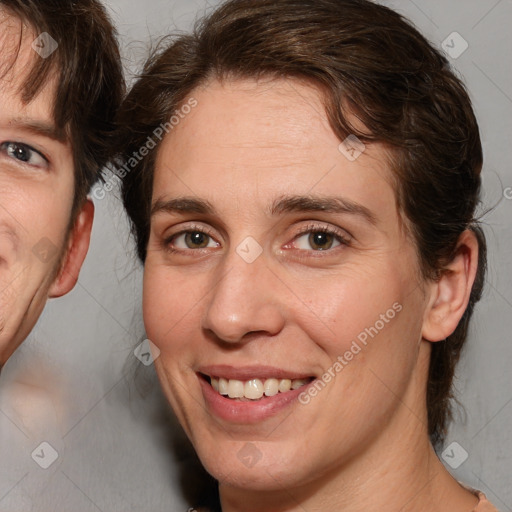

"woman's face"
[144,78,431,491]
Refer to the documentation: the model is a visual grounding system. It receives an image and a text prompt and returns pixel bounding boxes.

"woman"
[117,0,498,510]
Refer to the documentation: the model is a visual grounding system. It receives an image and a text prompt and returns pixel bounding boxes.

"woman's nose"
[201,246,286,345]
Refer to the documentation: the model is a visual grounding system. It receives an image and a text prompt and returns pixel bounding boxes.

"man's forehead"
[0,11,36,83]
[0,7,30,45]
[0,10,59,127]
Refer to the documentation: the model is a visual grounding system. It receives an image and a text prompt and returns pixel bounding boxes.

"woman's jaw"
[151,339,441,504]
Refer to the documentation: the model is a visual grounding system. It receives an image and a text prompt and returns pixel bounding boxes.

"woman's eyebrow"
[151,195,377,225]
[151,197,215,217]
[270,195,377,225]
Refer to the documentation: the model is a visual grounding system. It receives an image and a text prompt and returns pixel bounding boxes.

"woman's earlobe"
[48,199,95,299]
[422,230,479,342]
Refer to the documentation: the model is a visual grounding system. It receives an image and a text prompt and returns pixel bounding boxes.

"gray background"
[0,0,511,510]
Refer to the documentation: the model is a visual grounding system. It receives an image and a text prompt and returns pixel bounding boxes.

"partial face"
[0,14,75,364]
[144,78,431,491]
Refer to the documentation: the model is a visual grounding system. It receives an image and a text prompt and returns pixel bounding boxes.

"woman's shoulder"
[472,490,500,512]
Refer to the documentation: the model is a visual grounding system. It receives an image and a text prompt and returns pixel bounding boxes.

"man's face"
[0,13,90,366]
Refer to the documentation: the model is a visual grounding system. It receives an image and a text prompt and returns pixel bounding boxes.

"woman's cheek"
[143,269,197,354]
[142,270,171,344]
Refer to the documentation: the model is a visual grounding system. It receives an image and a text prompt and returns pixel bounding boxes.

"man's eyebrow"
[151,195,376,225]
[270,195,377,225]
[8,118,65,142]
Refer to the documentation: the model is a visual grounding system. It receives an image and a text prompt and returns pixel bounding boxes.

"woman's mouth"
[197,369,316,423]
[208,375,313,401]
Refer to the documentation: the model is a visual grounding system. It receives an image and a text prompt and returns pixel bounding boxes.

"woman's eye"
[293,231,343,251]
[171,231,219,250]
[0,142,48,168]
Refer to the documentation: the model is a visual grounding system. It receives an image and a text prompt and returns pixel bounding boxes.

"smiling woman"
[116,0,495,511]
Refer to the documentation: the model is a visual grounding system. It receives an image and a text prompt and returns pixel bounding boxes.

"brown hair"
[117,0,486,447]
[1,0,124,216]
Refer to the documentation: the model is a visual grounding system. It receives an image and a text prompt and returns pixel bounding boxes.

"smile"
[208,376,313,401]
[197,368,317,423]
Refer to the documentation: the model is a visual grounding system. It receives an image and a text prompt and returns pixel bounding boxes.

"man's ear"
[422,230,479,342]
[48,199,94,299]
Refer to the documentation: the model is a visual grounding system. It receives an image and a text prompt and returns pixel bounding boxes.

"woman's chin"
[195,441,309,492]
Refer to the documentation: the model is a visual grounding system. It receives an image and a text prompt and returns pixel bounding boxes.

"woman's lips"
[198,364,314,381]
[197,369,315,424]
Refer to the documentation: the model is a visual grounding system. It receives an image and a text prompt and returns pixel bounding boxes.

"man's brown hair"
[117,0,486,447]
[1,0,124,216]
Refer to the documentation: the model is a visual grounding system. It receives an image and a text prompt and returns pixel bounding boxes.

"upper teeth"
[210,377,310,400]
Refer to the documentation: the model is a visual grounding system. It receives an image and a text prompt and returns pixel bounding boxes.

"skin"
[144,77,480,511]
[0,13,93,368]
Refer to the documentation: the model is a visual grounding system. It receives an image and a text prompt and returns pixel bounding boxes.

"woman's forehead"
[177,78,333,149]
[152,78,394,216]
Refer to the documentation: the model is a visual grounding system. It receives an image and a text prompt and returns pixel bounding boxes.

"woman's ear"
[48,199,94,299]
[422,230,479,342]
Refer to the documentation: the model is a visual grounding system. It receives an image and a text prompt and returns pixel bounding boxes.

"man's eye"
[171,231,219,250]
[0,142,49,168]
[293,231,344,251]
